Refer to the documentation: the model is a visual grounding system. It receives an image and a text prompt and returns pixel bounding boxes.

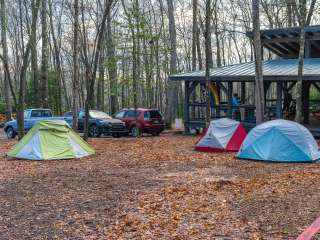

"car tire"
[89,125,101,138]
[6,127,16,139]
[151,132,160,136]
[131,126,141,138]
[112,134,121,138]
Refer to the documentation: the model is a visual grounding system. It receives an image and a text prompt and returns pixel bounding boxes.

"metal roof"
[247,25,320,58]
[169,58,320,82]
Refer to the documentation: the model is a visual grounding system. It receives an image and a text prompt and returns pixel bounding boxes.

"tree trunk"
[48,0,63,114]
[295,27,305,123]
[72,0,79,131]
[0,0,12,122]
[17,0,41,139]
[252,0,265,124]
[83,0,113,141]
[205,0,212,125]
[165,0,178,127]
[295,0,316,123]
[40,0,49,108]
[192,0,197,71]
[107,10,118,115]
[30,0,38,107]
[196,26,203,70]
[97,52,105,110]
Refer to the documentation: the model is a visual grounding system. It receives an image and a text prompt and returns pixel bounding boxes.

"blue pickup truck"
[4,109,72,139]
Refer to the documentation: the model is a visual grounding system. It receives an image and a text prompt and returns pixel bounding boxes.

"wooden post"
[305,40,311,58]
[241,82,246,104]
[184,81,190,133]
[302,82,310,124]
[228,81,233,118]
[276,81,283,119]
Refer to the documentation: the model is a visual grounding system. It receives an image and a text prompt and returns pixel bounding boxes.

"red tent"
[195,118,247,152]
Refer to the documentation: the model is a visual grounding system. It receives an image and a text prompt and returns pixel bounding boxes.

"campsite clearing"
[0,132,320,239]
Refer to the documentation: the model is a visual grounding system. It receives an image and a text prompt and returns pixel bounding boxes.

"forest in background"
[0,0,320,123]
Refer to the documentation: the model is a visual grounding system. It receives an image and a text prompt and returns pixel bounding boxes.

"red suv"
[115,108,165,137]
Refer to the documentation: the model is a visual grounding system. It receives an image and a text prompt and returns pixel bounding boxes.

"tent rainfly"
[195,118,247,152]
[7,120,95,160]
[237,119,320,162]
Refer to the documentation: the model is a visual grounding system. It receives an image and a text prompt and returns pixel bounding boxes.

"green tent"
[7,120,95,160]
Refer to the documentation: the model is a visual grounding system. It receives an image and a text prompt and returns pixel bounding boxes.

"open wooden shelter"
[169,25,320,136]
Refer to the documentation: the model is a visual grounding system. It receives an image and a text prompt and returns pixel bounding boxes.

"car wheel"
[89,125,101,138]
[151,132,160,136]
[112,134,121,138]
[131,126,141,138]
[6,127,16,139]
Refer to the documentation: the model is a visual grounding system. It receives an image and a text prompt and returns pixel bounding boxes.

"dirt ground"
[0,132,320,239]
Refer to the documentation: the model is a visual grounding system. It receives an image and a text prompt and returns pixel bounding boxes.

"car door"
[115,111,126,127]
[124,110,139,129]
[24,110,32,130]
[78,111,85,131]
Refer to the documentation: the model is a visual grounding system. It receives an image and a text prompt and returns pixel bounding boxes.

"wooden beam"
[287,82,296,91]
[281,82,295,92]
[305,40,311,58]
[227,82,233,118]
[276,82,283,119]
[216,82,228,94]
[302,82,310,124]
[262,35,320,44]
[190,81,199,95]
[184,81,190,132]
[264,43,286,57]
[312,82,320,92]
[241,82,246,104]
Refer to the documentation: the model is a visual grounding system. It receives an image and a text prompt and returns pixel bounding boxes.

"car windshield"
[24,110,30,119]
[89,110,112,119]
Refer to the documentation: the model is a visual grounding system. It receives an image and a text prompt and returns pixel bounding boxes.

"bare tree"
[205,0,212,125]
[40,0,49,108]
[294,0,316,123]
[252,0,265,124]
[17,0,41,138]
[83,0,114,141]
[72,0,79,131]
[0,0,12,121]
[165,0,178,127]
[30,0,38,107]
[107,8,118,115]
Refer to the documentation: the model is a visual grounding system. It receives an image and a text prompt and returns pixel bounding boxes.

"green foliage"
[0,101,6,114]
[310,86,320,100]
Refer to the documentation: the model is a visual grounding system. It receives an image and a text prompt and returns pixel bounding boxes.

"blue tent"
[237,120,320,162]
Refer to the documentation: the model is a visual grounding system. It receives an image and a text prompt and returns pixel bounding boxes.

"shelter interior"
[170,26,320,136]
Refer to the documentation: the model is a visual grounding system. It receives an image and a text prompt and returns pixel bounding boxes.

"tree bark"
[107,10,118,115]
[83,0,113,141]
[192,0,197,71]
[0,0,12,122]
[252,0,265,124]
[165,0,178,127]
[48,0,63,114]
[72,0,79,131]
[295,0,316,123]
[40,0,49,108]
[30,0,38,107]
[205,0,212,125]
[17,0,41,139]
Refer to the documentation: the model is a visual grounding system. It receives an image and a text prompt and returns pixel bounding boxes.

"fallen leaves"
[0,132,319,239]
